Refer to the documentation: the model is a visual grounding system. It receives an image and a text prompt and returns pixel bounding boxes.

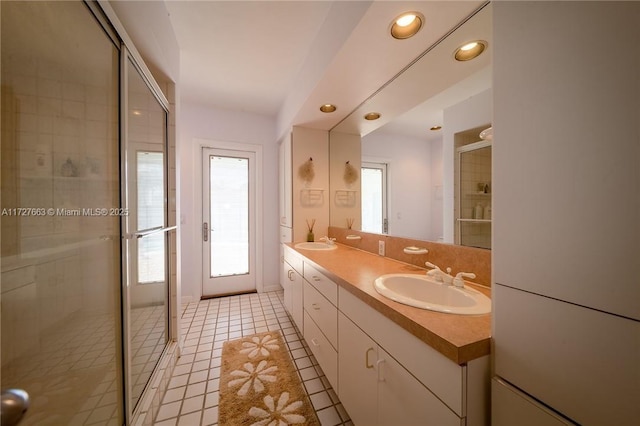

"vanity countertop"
[286,242,491,365]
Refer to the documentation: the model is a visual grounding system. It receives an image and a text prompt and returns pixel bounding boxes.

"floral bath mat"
[219,331,320,425]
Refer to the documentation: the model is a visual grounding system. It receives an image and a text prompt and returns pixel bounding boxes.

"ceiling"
[110,0,489,138]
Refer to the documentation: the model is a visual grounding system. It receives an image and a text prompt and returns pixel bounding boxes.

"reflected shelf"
[334,189,357,207]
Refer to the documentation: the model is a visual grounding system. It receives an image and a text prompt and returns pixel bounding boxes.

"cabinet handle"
[312,276,321,282]
[288,270,294,280]
[376,359,386,382]
[365,347,374,369]
[311,338,320,347]
[311,303,320,310]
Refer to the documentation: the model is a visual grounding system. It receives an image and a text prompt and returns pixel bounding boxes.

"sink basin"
[294,242,338,251]
[374,273,491,315]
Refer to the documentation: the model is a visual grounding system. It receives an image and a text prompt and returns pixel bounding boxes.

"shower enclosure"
[455,141,492,249]
[1,1,174,424]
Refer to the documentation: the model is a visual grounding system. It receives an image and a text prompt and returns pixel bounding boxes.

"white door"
[202,147,256,297]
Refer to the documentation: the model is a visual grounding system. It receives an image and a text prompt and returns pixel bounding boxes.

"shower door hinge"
[203,222,208,242]
[383,218,389,234]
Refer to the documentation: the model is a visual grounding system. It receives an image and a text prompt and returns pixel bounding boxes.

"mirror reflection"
[329,4,492,248]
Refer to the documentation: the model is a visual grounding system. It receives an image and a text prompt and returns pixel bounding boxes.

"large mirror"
[329,3,492,248]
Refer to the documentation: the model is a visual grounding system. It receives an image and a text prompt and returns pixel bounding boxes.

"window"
[137,151,165,283]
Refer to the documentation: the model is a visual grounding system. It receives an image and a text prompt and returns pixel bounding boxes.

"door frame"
[196,139,264,298]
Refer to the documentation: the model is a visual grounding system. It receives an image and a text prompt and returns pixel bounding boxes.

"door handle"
[1,388,29,426]
[124,226,177,240]
[203,222,208,242]
[365,347,375,369]
[376,359,386,382]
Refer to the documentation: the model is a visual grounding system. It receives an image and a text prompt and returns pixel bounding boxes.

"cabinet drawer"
[303,263,337,305]
[303,281,337,349]
[304,311,338,392]
[284,246,303,275]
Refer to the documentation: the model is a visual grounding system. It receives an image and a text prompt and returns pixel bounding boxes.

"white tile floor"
[153,291,352,426]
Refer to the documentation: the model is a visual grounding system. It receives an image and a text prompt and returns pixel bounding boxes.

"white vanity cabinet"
[338,287,489,426]
[288,250,490,425]
[338,312,462,426]
[302,262,339,391]
[282,247,304,332]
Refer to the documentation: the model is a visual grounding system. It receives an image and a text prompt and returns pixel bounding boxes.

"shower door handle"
[124,226,177,240]
[203,222,208,242]
[1,388,29,426]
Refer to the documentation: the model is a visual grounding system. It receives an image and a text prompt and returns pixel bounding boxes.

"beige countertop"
[286,242,491,365]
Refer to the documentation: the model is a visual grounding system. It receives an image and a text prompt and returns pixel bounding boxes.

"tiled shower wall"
[458,145,492,249]
[1,46,120,367]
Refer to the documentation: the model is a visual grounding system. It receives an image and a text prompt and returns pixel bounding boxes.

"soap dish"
[403,246,428,255]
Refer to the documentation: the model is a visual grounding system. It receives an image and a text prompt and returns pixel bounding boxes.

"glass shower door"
[1,1,123,424]
[456,142,492,249]
[123,56,170,413]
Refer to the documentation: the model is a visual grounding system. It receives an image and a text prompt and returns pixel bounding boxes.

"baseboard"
[262,284,283,293]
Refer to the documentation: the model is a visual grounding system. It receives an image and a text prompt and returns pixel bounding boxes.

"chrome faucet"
[425,262,476,288]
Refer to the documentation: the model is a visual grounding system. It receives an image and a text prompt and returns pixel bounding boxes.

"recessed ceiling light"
[364,112,381,121]
[454,40,487,61]
[390,12,424,40]
[319,104,336,113]
[430,125,442,131]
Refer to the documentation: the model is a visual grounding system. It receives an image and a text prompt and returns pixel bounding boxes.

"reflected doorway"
[361,162,388,234]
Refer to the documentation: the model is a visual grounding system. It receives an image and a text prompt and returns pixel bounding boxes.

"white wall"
[329,131,362,230]
[291,127,330,241]
[361,131,434,240]
[442,88,492,243]
[178,102,279,302]
[430,138,444,241]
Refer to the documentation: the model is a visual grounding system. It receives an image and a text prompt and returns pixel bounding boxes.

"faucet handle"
[453,272,476,288]
[320,236,335,245]
[425,261,440,270]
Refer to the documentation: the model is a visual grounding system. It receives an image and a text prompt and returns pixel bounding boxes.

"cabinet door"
[278,133,292,227]
[291,268,303,331]
[378,346,462,426]
[338,313,379,426]
[492,378,573,426]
